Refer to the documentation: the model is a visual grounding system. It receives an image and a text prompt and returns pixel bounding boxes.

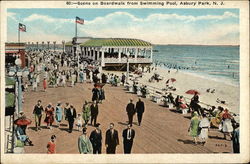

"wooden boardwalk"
[22,82,232,154]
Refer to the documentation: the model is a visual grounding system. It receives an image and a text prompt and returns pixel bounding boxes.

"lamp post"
[42,41,44,50]
[36,42,39,50]
[14,58,22,114]
[53,41,56,52]
[47,41,50,50]
[62,40,65,53]
[126,52,129,83]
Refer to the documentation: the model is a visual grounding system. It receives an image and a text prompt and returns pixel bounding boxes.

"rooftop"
[80,38,152,47]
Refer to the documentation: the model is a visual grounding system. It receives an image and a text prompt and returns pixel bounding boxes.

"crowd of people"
[12,49,239,154]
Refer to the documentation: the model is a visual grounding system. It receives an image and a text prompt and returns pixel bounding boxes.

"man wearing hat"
[33,100,44,131]
[89,123,102,154]
[122,124,135,154]
[105,123,119,154]
[78,128,93,154]
[126,99,136,126]
[66,104,76,133]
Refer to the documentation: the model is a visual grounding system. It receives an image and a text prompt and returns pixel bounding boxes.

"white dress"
[199,117,210,140]
[222,118,233,133]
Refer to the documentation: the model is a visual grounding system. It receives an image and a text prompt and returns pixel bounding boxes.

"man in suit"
[105,123,119,154]
[90,123,102,154]
[66,104,76,133]
[122,124,135,154]
[126,99,136,126]
[135,98,145,126]
[90,101,99,126]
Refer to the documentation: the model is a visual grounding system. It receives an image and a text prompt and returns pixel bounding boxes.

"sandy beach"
[104,66,240,116]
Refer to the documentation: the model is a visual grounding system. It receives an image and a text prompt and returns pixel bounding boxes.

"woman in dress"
[47,135,56,154]
[222,109,233,140]
[82,101,91,125]
[55,102,63,127]
[188,112,200,144]
[199,113,210,145]
[44,103,55,129]
[43,78,47,92]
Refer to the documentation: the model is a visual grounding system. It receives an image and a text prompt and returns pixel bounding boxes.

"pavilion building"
[65,37,153,70]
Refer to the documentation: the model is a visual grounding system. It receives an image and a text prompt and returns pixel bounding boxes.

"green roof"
[80,38,152,47]
[6,77,15,86]
[65,41,73,46]
[6,92,15,108]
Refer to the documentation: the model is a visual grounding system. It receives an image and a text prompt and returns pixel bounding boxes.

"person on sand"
[47,135,56,154]
[78,128,93,154]
[188,112,200,144]
[221,109,233,140]
[199,113,210,146]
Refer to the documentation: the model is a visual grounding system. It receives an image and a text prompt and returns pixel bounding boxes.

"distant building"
[65,37,153,70]
[5,43,27,68]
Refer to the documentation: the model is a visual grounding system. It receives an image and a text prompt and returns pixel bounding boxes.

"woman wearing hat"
[188,112,200,144]
[222,109,233,140]
[82,101,91,125]
[55,101,63,127]
[78,128,93,154]
[44,103,55,129]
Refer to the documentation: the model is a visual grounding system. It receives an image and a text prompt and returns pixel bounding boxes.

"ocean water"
[153,45,239,86]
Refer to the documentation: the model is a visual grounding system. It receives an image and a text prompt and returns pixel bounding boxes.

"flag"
[76,17,84,24]
[19,23,26,32]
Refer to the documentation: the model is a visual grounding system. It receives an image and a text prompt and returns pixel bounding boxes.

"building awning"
[80,38,152,47]
[6,77,16,86]
[6,92,15,108]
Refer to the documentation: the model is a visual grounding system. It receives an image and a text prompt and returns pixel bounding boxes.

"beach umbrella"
[185,89,200,95]
[14,118,32,126]
[170,78,176,82]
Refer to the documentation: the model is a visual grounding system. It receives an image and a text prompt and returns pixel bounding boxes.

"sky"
[7,8,239,45]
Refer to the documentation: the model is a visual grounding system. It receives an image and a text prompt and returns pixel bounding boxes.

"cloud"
[7,12,18,22]
[8,11,239,45]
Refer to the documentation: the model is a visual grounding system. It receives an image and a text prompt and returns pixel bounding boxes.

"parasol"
[185,89,200,95]
[94,83,105,88]
[14,118,32,126]
[170,78,176,82]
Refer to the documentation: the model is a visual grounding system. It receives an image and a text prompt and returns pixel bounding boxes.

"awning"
[5,92,15,108]
[6,77,16,86]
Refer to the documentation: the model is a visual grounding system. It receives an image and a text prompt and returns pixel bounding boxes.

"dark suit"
[66,108,76,133]
[136,101,145,126]
[126,103,136,126]
[122,128,135,154]
[90,104,99,126]
[90,130,102,154]
[105,129,119,154]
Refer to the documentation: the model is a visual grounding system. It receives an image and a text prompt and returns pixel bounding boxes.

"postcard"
[1,0,249,163]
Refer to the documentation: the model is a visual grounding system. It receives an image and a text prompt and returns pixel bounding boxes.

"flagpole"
[18,24,20,52]
[75,17,77,38]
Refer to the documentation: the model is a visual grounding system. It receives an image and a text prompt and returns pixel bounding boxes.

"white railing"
[104,57,152,64]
